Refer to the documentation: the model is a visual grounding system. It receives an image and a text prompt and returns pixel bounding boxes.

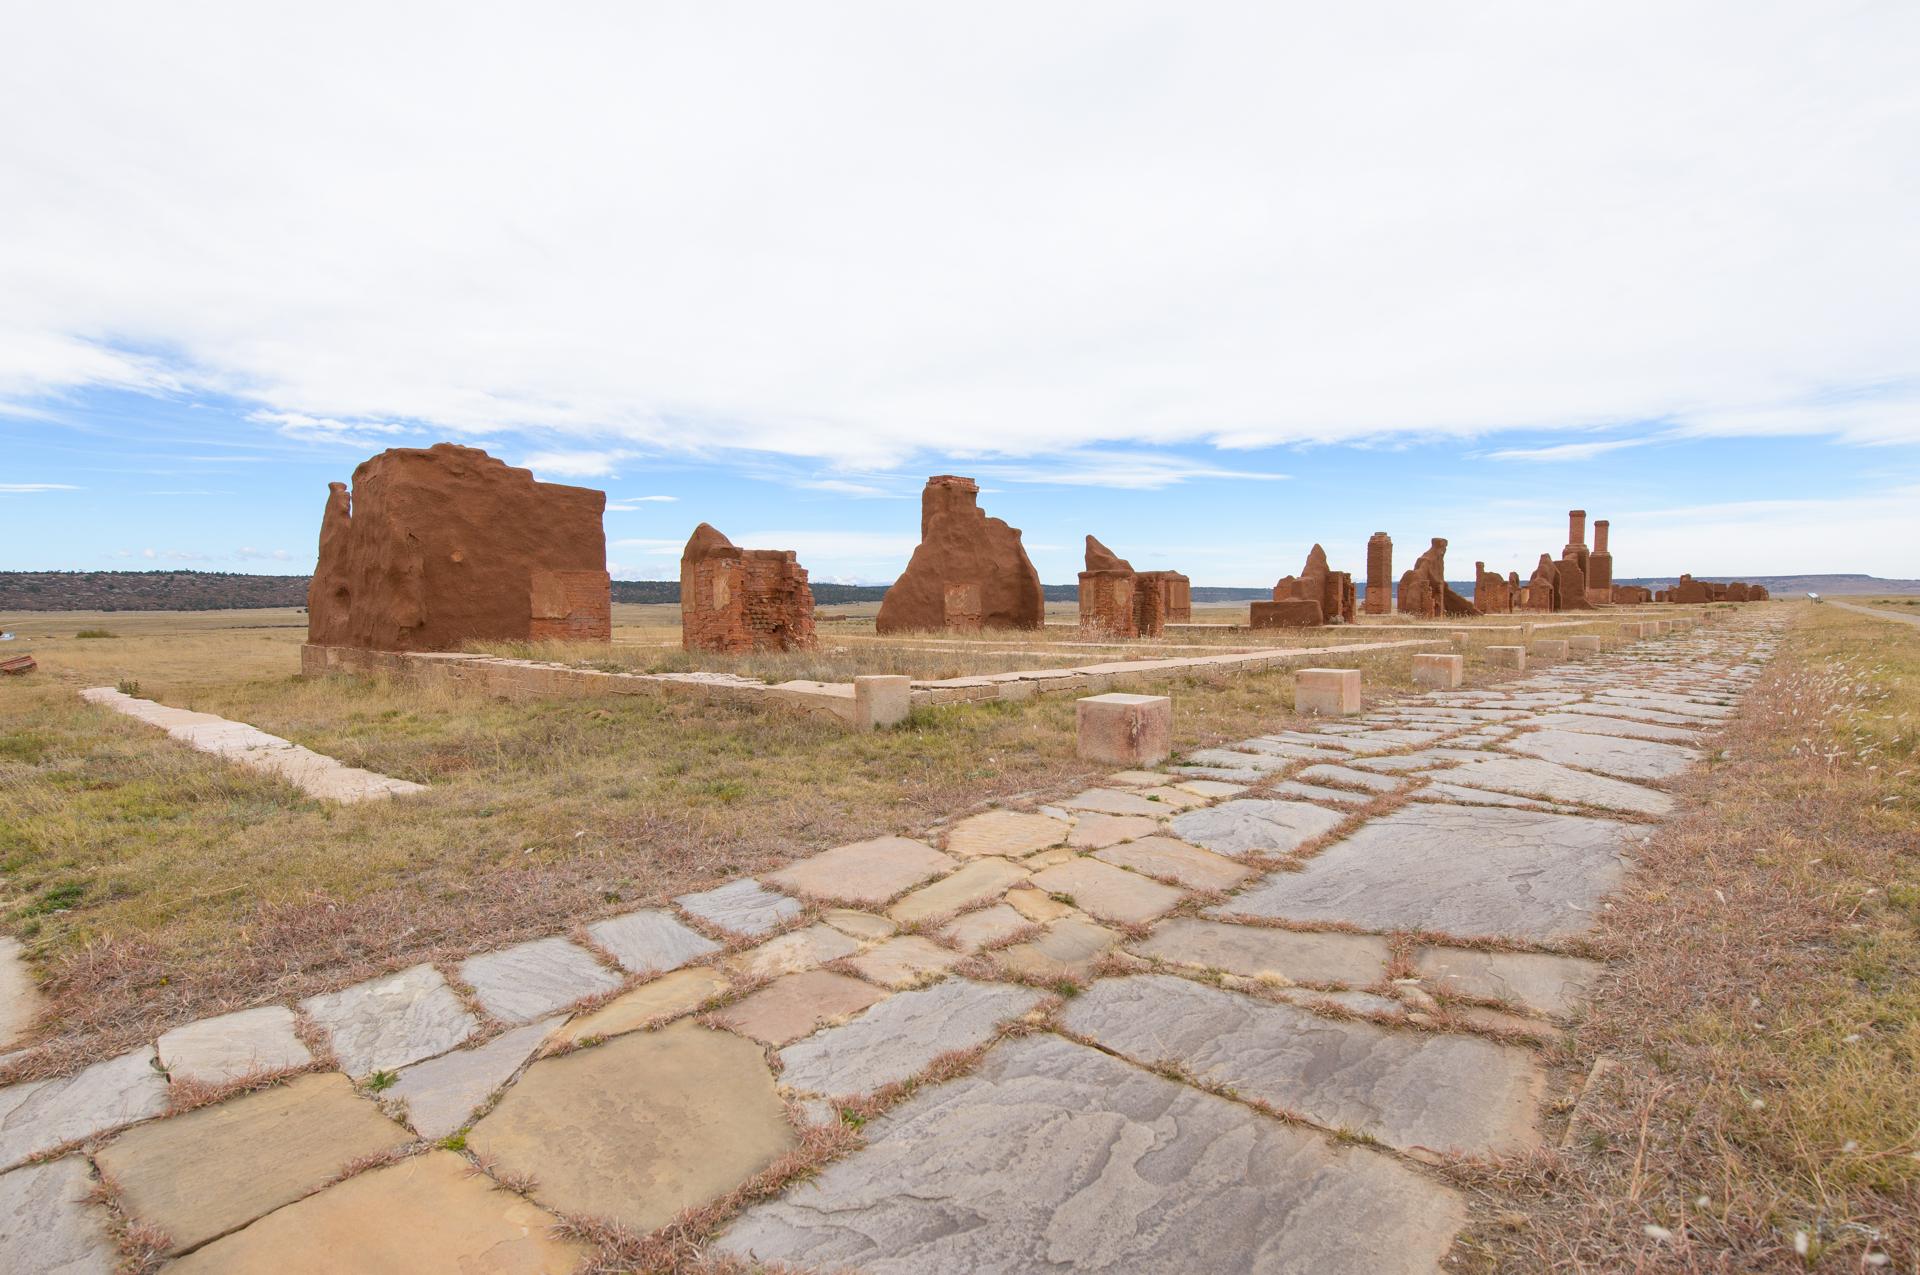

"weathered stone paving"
[0,612,1776,1273]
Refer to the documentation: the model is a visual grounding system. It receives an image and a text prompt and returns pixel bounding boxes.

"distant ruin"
[1556,510,1596,610]
[1612,585,1653,604]
[681,524,816,653]
[1473,561,1515,613]
[1256,544,1355,628]
[1078,536,1190,638]
[307,443,609,652]
[1397,538,1480,618]
[1586,519,1614,599]
[876,476,1044,634]
[1523,553,1560,611]
[1364,532,1393,615]
[1663,575,1769,603]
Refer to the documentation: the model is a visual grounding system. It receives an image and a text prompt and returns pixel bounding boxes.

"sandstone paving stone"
[1105,769,1169,786]
[165,1150,587,1275]
[0,937,42,1054]
[468,1021,795,1233]
[674,877,804,937]
[1066,812,1161,849]
[585,908,722,974]
[460,937,622,1025]
[1132,784,1209,809]
[1558,700,1712,729]
[0,1046,169,1170]
[301,964,478,1077]
[937,904,1031,952]
[993,917,1119,979]
[1025,845,1077,868]
[1266,779,1372,806]
[1283,988,1406,1016]
[1133,918,1390,986]
[388,1018,557,1139]
[0,1156,114,1275]
[716,971,890,1046]
[1061,974,1542,1155]
[156,1005,312,1084]
[1258,730,1365,751]
[1217,804,1635,942]
[542,966,728,1053]
[96,1073,412,1253]
[1231,736,1352,759]
[714,1033,1464,1275]
[1412,782,1575,812]
[1596,690,1730,718]
[776,980,1044,1098]
[1413,947,1606,1017]
[1524,711,1702,744]
[1060,787,1171,816]
[943,811,1071,858]
[1027,857,1185,925]
[848,935,964,988]
[767,836,956,904]
[820,908,896,940]
[729,923,863,980]
[1295,763,1406,793]
[887,857,1029,924]
[1004,885,1076,923]
[1423,754,1674,815]
[1500,728,1700,781]
[1092,836,1254,892]
[1170,799,1346,858]
[1182,748,1294,773]
[1173,778,1245,799]
[1344,747,1485,772]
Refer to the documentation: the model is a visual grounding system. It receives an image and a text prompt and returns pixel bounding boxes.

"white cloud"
[0,4,1915,467]
[251,411,411,447]
[234,546,292,561]
[520,450,634,479]
[971,450,1290,489]
[605,495,677,510]
[139,547,209,561]
[793,478,902,498]
[1486,439,1649,463]
[0,483,79,493]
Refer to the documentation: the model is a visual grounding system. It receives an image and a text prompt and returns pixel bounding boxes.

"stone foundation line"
[0,613,1769,1273]
[78,687,426,804]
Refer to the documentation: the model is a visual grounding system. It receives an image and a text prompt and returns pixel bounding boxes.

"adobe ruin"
[1556,510,1596,610]
[1364,532,1393,614]
[1612,585,1654,604]
[876,476,1044,634]
[306,443,610,652]
[1586,519,1614,599]
[680,524,817,654]
[1523,553,1560,611]
[1473,561,1515,613]
[1261,544,1355,627]
[1077,536,1191,638]
[1396,538,1480,619]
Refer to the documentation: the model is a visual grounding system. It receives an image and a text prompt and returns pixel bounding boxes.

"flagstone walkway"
[3,613,1775,1274]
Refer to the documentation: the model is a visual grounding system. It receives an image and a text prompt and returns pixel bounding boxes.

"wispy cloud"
[971,451,1290,490]
[0,483,79,493]
[521,450,635,480]
[1486,439,1649,463]
[605,495,677,510]
[793,478,903,498]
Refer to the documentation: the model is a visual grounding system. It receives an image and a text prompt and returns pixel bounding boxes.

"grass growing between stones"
[0,602,1499,1074]
[1454,602,1918,1272]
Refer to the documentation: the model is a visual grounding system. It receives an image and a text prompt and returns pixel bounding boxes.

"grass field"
[0,599,1629,1070]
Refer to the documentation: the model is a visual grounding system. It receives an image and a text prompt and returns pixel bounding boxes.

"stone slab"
[993,917,1119,979]
[468,1021,795,1234]
[943,811,1071,859]
[1412,782,1574,812]
[777,980,1044,1098]
[936,904,1031,952]
[1060,787,1170,816]
[1027,857,1185,925]
[166,1150,587,1275]
[157,1005,313,1084]
[847,935,964,988]
[1217,804,1636,941]
[1133,918,1390,987]
[543,966,728,1052]
[1524,712,1702,744]
[389,1019,556,1140]
[1066,813,1162,849]
[301,965,479,1077]
[716,970,890,1046]
[1413,947,1606,1018]
[1295,763,1405,793]
[585,908,722,974]
[0,1047,169,1170]
[1182,748,1295,773]
[97,1073,412,1253]
[1267,780,1371,806]
[820,909,896,940]
[1091,837,1254,892]
[887,857,1029,924]
[768,836,956,904]
[1558,700,1714,729]
[1170,799,1347,858]
[716,1033,1464,1274]
[1173,779,1246,799]
[460,937,622,1025]
[0,1156,115,1275]
[1500,729,1699,781]
[0,938,41,1054]
[674,878,804,937]
[1426,754,1674,815]
[729,924,863,979]
[1061,974,1541,1155]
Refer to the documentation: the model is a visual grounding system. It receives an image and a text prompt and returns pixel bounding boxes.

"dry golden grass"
[1452,601,1918,1272]
[0,599,1566,1073]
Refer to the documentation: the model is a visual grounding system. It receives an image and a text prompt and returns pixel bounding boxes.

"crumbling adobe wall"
[1557,510,1594,610]
[1250,599,1325,628]
[1612,585,1653,604]
[1474,561,1514,613]
[878,476,1043,634]
[1364,532,1393,614]
[1587,519,1614,599]
[1524,553,1560,611]
[1397,538,1480,618]
[681,523,817,653]
[1077,536,1189,637]
[1270,544,1355,626]
[306,443,610,652]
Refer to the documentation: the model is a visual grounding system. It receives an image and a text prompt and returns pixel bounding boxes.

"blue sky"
[4,3,1917,584]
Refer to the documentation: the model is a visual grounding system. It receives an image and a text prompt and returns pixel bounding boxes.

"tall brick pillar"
[1587,518,1613,600]
[1364,532,1392,614]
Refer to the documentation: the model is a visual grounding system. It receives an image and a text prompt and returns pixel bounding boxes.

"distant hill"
[4,570,1913,613]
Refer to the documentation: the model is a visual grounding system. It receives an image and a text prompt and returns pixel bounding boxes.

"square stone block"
[853,675,912,731]
[1294,668,1361,716]
[1484,645,1526,670]
[1411,654,1464,689]
[1532,639,1569,661]
[1567,635,1601,656]
[1076,693,1172,767]
[766,836,954,906]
